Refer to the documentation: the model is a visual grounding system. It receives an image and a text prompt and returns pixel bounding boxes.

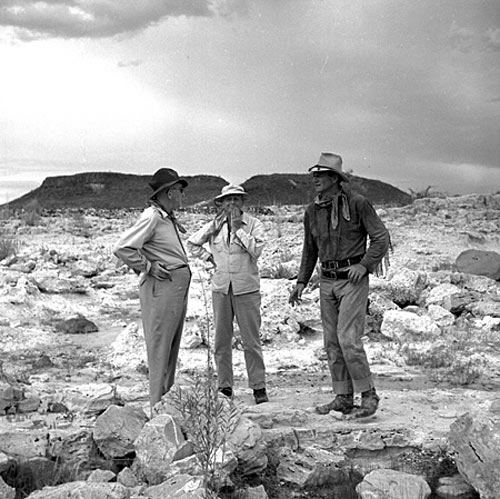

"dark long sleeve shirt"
[297,190,390,285]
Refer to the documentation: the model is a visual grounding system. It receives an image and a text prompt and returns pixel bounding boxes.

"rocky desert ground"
[0,192,500,499]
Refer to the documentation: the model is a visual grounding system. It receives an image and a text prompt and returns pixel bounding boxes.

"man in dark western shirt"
[289,152,390,419]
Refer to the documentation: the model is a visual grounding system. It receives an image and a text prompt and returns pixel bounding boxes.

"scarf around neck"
[314,191,351,230]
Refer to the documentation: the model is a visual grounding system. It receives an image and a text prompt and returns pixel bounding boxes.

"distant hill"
[2,171,411,211]
[242,173,412,206]
[3,172,228,211]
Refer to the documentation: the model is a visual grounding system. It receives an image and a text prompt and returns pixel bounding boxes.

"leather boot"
[315,394,354,415]
[253,388,269,404]
[347,388,379,419]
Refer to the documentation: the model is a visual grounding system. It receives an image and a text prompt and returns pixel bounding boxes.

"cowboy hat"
[308,152,350,182]
[214,184,248,205]
[149,168,188,198]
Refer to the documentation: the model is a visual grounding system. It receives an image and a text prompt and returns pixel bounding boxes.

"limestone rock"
[356,468,431,499]
[386,268,428,306]
[435,473,477,499]
[0,475,15,499]
[228,416,268,476]
[26,481,130,499]
[381,310,440,339]
[448,412,500,499]
[108,323,147,372]
[93,404,148,459]
[425,283,462,310]
[117,466,141,487]
[234,484,270,499]
[134,414,193,485]
[456,249,500,281]
[144,474,205,499]
[427,305,455,328]
[48,429,101,480]
[56,316,98,334]
[87,469,116,482]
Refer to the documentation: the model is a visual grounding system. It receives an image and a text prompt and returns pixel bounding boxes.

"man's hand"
[289,283,305,307]
[230,207,243,232]
[347,263,367,284]
[206,254,217,269]
[150,261,172,281]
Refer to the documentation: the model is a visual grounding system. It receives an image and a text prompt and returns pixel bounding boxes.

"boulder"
[134,414,194,485]
[93,405,148,459]
[427,305,455,328]
[228,416,268,476]
[381,310,440,340]
[456,249,500,281]
[386,269,428,306]
[448,412,500,499]
[56,316,98,334]
[356,468,431,499]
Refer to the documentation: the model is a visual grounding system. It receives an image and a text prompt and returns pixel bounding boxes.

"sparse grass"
[396,323,487,386]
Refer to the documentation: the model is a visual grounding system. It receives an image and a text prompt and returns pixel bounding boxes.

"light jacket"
[187,211,265,295]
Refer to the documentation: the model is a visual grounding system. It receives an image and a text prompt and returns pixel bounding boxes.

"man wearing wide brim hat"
[289,152,390,419]
[114,167,191,411]
[188,184,269,405]
[213,184,248,206]
[308,152,350,183]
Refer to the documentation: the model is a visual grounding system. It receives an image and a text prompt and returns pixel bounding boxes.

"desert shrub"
[0,234,19,260]
[169,277,240,498]
[398,331,485,387]
[21,208,42,226]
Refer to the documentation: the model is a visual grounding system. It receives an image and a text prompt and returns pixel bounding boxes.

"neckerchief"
[314,191,351,230]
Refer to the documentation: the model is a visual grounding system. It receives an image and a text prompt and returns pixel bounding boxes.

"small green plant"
[169,276,240,498]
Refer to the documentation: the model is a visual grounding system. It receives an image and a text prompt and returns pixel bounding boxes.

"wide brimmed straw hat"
[149,168,188,198]
[308,152,350,182]
[214,184,248,206]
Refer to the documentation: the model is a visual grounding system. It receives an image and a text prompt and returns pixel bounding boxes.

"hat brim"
[308,165,350,182]
[150,178,188,199]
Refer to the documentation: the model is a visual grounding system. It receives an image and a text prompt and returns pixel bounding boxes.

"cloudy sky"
[1,0,499,203]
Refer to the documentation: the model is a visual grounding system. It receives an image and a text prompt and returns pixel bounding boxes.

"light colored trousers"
[139,267,191,408]
[212,289,266,391]
[320,274,374,394]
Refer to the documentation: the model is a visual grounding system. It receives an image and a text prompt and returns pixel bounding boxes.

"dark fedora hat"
[149,168,188,198]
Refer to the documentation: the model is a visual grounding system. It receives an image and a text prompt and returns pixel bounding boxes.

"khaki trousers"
[320,274,373,394]
[139,267,191,408]
[212,289,266,390]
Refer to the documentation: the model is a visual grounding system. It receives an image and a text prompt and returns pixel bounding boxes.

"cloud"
[117,59,143,68]
[0,0,246,40]
[486,27,500,51]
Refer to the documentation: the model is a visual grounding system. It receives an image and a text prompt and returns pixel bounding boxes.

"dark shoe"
[219,387,233,399]
[253,388,269,404]
[315,394,354,415]
[347,388,379,419]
